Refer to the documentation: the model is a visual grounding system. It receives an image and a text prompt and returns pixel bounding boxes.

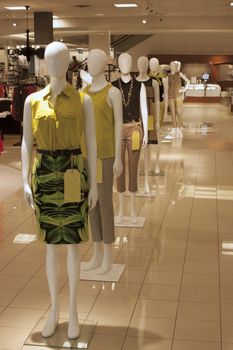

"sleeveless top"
[112,78,141,123]
[168,72,182,99]
[149,71,165,102]
[142,78,154,116]
[30,83,85,151]
[84,83,115,159]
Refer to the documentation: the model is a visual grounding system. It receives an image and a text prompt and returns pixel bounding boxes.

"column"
[89,33,111,56]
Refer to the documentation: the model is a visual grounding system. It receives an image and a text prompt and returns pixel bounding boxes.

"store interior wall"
[127,32,233,71]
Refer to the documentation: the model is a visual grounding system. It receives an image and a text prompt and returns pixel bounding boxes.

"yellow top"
[30,83,85,151]
[84,83,115,159]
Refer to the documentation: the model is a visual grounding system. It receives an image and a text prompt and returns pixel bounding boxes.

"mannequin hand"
[142,135,148,149]
[23,183,34,209]
[113,158,123,178]
[88,184,98,211]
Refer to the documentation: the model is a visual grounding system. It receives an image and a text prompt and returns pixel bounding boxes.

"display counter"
[184,84,221,102]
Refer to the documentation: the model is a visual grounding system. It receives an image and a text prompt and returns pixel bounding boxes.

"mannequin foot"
[171,127,177,136]
[83,242,102,271]
[97,243,113,275]
[68,314,80,339]
[42,307,59,338]
[176,128,183,139]
[131,215,138,224]
[144,182,150,194]
[97,261,113,275]
[115,215,123,224]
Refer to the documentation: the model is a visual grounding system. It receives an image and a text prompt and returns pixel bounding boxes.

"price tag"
[132,130,140,151]
[64,169,81,203]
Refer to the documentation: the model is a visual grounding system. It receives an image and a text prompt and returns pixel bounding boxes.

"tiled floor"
[0,102,233,349]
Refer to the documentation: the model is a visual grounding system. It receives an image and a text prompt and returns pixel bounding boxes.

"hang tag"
[132,130,140,151]
[96,158,103,183]
[64,169,81,203]
[148,115,154,131]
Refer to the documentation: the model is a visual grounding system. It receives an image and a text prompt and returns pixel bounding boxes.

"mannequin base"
[114,216,145,228]
[80,262,125,282]
[25,317,97,349]
[134,190,156,198]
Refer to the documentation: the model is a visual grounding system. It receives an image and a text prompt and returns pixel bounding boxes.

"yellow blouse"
[30,83,85,151]
[84,83,115,159]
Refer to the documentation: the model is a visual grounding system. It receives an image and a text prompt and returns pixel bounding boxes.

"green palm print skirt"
[31,152,89,244]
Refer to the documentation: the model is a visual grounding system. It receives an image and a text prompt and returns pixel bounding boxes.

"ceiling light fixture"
[53,15,59,18]
[230,2,233,5]
[12,22,17,27]
[5,6,27,10]
[142,18,147,24]
[114,3,138,8]
[95,13,105,16]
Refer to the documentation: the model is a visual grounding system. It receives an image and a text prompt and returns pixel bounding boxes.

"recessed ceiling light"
[5,6,28,10]
[114,3,138,8]
[12,22,17,27]
[95,13,105,16]
[230,2,233,5]
[53,15,59,18]
[142,19,147,24]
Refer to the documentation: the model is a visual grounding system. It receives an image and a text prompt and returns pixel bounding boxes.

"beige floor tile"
[222,322,233,343]
[122,337,172,350]
[99,282,141,298]
[177,301,220,321]
[9,291,51,310]
[120,268,146,283]
[0,275,29,290]
[148,259,184,272]
[221,304,233,322]
[221,289,233,304]
[134,299,177,319]
[91,296,137,316]
[0,307,44,328]
[223,343,233,350]
[184,261,219,274]
[88,334,125,350]
[0,262,41,277]
[23,277,66,294]
[174,319,220,342]
[87,313,131,335]
[60,280,102,296]
[172,340,221,350]
[139,284,180,301]
[221,274,233,288]
[115,256,150,270]
[118,246,154,259]
[145,271,182,286]
[182,273,219,288]
[58,294,96,313]
[180,286,220,303]
[0,326,30,350]
[128,316,175,339]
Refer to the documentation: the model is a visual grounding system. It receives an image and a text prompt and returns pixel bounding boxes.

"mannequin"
[136,56,160,193]
[168,61,183,139]
[83,49,123,274]
[175,60,190,126]
[112,52,148,223]
[21,42,97,339]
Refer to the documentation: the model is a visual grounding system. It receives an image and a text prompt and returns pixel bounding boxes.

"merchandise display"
[112,52,148,223]
[83,48,123,275]
[21,41,97,339]
[185,83,221,97]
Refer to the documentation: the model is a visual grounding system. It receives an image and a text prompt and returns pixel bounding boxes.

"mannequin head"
[175,60,181,72]
[118,53,132,75]
[87,49,107,77]
[149,57,159,72]
[137,56,148,74]
[45,42,70,78]
[170,61,177,74]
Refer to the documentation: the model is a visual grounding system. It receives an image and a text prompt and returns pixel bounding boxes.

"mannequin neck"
[151,69,159,74]
[120,73,132,83]
[136,72,149,82]
[50,77,67,97]
[90,74,108,91]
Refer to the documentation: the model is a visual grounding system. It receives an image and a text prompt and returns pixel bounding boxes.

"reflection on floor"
[0,103,233,350]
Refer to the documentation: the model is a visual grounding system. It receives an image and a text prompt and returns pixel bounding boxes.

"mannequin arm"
[21,95,34,208]
[180,72,190,86]
[140,83,148,148]
[83,94,98,210]
[152,80,160,132]
[108,87,123,178]
[162,77,169,118]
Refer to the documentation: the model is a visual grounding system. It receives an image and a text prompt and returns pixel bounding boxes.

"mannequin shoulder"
[108,85,121,100]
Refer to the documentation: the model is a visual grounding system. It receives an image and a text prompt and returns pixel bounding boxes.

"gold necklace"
[118,78,134,107]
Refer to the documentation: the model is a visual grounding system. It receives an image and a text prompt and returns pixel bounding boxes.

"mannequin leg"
[83,241,103,271]
[67,245,80,339]
[116,192,125,221]
[130,193,137,224]
[176,98,183,138]
[154,144,161,174]
[97,243,113,275]
[42,245,59,338]
[169,99,177,137]
[144,147,150,193]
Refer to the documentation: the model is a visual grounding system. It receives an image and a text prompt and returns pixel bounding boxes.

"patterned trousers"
[89,157,115,244]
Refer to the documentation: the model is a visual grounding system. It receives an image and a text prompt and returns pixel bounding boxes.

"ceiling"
[0,0,233,46]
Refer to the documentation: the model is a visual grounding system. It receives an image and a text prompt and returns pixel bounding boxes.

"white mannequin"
[175,60,190,85]
[116,52,148,223]
[169,60,183,139]
[149,57,169,121]
[83,48,123,274]
[136,56,160,192]
[21,42,98,339]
